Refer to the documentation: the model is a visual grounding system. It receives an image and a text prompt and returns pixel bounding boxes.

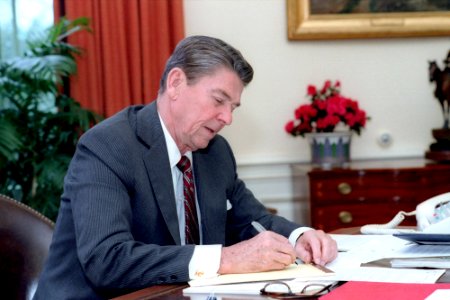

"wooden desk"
[112,227,450,299]
[110,284,188,300]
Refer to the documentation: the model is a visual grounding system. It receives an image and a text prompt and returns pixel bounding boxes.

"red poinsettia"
[285,80,369,137]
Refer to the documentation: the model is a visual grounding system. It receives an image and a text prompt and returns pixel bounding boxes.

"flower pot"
[305,131,352,169]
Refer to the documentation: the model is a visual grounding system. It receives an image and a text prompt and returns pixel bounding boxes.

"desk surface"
[112,227,450,299]
[111,284,187,300]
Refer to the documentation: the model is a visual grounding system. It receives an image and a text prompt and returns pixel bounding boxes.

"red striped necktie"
[177,156,200,244]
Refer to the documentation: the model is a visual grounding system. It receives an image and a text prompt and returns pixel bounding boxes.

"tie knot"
[177,156,191,173]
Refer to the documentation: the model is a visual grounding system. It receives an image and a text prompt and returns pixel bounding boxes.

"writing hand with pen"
[217,221,337,275]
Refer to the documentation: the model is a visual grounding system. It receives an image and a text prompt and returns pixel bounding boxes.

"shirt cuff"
[288,226,314,247]
[188,244,222,279]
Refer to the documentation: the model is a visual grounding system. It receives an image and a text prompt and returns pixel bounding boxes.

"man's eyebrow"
[212,88,230,99]
[212,88,241,107]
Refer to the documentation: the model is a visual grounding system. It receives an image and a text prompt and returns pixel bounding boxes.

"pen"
[252,221,302,265]
[251,221,267,233]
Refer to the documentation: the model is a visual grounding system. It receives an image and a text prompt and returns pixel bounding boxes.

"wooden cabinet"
[302,159,450,232]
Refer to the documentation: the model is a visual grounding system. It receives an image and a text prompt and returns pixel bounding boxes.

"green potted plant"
[0,17,103,220]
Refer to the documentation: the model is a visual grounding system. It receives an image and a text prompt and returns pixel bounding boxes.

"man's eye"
[214,97,224,104]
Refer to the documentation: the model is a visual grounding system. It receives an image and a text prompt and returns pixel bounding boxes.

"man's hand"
[218,231,296,274]
[295,230,337,266]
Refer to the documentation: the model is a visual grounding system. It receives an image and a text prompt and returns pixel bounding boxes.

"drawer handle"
[339,211,353,224]
[337,182,352,195]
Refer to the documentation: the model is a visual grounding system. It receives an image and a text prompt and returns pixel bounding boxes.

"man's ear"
[166,68,185,100]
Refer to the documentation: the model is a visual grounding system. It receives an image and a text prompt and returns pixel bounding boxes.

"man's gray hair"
[159,35,254,94]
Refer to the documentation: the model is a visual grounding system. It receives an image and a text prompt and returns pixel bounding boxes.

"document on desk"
[183,279,337,295]
[187,263,333,287]
[330,234,450,264]
[327,234,410,270]
[319,266,445,284]
[393,243,450,258]
[330,234,396,252]
[323,234,448,284]
[390,256,450,269]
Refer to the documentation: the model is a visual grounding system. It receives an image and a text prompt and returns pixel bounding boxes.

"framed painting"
[287,0,450,40]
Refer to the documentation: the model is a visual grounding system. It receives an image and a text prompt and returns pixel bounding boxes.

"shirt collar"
[158,113,192,168]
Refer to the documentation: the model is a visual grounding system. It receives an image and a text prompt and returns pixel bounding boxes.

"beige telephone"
[361,192,450,234]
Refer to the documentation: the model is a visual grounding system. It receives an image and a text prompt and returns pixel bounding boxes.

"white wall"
[183,0,450,223]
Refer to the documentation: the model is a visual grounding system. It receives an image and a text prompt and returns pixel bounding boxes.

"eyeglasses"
[260,281,336,299]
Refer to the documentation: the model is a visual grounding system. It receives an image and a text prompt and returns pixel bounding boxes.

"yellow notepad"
[188,263,333,287]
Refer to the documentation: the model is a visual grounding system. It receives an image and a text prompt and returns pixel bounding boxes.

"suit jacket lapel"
[193,151,227,245]
[136,103,181,245]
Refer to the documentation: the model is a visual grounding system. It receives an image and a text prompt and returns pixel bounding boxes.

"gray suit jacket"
[33,102,300,299]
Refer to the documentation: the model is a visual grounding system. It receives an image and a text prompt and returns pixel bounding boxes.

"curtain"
[54,0,185,117]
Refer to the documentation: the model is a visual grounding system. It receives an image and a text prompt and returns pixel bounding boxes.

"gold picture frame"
[287,0,450,40]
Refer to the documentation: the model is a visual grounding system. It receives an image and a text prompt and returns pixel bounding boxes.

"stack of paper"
[390,257,450,269]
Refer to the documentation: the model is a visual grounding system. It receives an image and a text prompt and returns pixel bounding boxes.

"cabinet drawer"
[309,172,421,204]
[302,159,450,232]
[312,202,418,232]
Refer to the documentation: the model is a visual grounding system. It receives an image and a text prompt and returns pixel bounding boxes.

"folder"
[319,281,450,300]
[188,263,333,287]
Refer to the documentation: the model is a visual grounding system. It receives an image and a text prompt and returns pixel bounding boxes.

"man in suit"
[34,35,337,299]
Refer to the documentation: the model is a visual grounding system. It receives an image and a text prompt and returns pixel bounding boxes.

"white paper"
[330,234,393,252]
[323,234,447,285]
[394,243,450,258]
[304,267,445,284]
[425,289,450,300]
[391,257,450,269]
[328,234,450,267]
[183,279,337,295]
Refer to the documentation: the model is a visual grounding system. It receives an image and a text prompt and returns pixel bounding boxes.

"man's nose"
[218,107,233,125]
